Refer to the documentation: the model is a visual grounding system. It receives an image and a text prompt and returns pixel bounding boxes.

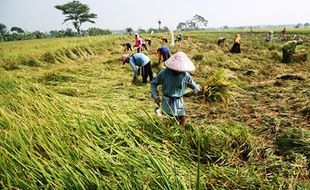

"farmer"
[134,33,143,53]
[176,33,183,42]
[122,53,153,83]
[121,42,132,51]
[281,28,288,39]
[281,39,303,63]
[229,34,241,54]
[217,37,226,46]
[161,37,168,43]
[151,51,201,125]
[145,38,152,46]
[141,39,148,51]
[264,31,273,42]
[157,45,171,64]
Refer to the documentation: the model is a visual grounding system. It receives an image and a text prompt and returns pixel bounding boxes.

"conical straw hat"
[164,51,195,72]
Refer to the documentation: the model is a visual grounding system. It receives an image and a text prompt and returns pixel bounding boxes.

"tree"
[304,23,310,27]
[138,28,146,34]
[186,20,197,29]
[192,14,208,29]
[10,27,25,33]
[0,23,7,34]
[176,22,187,31]
[158,20,161,29]
[176,15,208,31]
[295,23,303,28]
[55,0,97,35]
[223,25,229,30]
[125,27,133,35]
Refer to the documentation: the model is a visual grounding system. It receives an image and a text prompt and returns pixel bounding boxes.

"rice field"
[0,29,309,189]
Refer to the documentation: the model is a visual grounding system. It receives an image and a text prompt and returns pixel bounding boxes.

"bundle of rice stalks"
[199,69,237,104]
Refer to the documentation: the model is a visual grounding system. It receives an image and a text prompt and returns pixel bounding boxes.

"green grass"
[0,29,310,189]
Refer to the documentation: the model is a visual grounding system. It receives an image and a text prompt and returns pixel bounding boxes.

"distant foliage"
[0,23,6,34]
[125,27,133,35]
[10,27,24,33]
[88,27,112,36]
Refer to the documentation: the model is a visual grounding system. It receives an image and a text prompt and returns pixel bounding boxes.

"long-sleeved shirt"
[135,37,142,48]
[151,68,200,116]
[128,53,150,77]
[282,40,298,53]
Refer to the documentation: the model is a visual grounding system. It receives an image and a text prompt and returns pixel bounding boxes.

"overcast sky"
[0,0,309,32]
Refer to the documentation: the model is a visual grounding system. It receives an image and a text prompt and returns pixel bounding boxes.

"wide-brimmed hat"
[121,54,129,64]
[164,51,195,72]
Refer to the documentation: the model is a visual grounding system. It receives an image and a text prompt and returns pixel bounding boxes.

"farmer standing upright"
[230,34,241,54]
[151,51,201,125]
[134,33,143,53]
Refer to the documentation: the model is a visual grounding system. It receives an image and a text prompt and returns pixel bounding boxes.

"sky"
[0,0,309,32]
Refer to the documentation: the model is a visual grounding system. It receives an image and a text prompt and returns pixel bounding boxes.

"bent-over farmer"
[122,53,153,83]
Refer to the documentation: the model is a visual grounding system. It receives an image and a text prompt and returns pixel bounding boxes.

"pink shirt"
[135,37,142,48]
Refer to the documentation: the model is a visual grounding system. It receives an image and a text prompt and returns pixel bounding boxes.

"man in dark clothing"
[121,42,132,51]
[217,37,226,46]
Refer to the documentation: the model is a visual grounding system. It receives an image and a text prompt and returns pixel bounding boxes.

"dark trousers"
[137,47,142,53]
[142,44,148,51]
[145,40,151,46]
[230,43,241,54]
[282,49,292,63]
[124,44,132,51]
[141,62,153,83]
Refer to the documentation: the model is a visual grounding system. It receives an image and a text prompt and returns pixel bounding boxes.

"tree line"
[0,0,208,42]
[0,24,112,42]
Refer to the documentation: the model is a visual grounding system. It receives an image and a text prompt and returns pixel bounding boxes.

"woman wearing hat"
[151,51,201,125]
[122,53,153,83]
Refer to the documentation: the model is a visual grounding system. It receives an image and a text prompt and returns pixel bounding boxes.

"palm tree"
[158,20,162,30]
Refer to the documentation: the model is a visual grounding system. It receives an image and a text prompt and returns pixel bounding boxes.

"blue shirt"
[151,68,200,116]
[128,53,150,77]
[158,46,170,54]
